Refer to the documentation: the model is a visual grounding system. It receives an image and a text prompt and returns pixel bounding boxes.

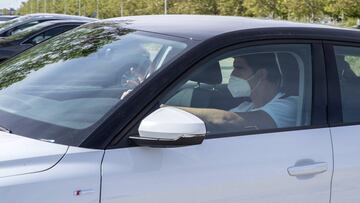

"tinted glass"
[334,46,360,123]
[10,21,40,35]
[163,44,312,135]
[0,22,187,145]
[0,22,75,45]
[0,15,32,32]
[29,24,79,44]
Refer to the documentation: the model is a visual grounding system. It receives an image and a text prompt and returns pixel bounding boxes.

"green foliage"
[217,0,245,16]
[286,0,326,22]
[14,0,360,26]
[165,0,218,15]
[325,0,360,19]
[243,0,285,18]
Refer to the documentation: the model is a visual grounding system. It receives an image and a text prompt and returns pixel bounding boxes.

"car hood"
[0,131,68,178]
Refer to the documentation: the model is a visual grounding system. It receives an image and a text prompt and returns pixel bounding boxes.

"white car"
[0,15,360,203]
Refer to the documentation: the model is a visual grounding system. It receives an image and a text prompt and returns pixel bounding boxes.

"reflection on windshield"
[0,21,187,137]
[0,22,134,89]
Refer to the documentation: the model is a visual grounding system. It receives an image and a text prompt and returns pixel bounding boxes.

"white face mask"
[228,74,262,98]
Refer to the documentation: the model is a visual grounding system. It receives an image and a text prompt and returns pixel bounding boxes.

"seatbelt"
[274,52,283,88]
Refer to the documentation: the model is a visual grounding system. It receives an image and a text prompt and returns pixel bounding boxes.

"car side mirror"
[129,106,206,147]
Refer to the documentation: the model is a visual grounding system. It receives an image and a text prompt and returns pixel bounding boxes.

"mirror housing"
[129,107,206,147]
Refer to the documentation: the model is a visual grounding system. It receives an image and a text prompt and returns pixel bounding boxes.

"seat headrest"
[190,61,222,85]
[277,53,299,96]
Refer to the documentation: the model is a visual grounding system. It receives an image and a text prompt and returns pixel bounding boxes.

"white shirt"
[230,92,299,128]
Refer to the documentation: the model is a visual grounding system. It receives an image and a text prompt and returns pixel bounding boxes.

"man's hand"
[176,107,247,134]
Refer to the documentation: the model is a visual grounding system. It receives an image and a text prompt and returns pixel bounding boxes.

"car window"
[162,44,312,135]
[9,21,40,36]
[0,16,35,35]
[334,46,360,123]
[219,57,234,84]
[27,25,79,45]
[0,21,188,146]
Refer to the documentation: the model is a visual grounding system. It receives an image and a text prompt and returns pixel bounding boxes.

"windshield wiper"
[0,126,11,133]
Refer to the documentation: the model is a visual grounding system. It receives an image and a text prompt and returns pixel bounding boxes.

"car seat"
[276,52,304,126]
[165,61,223,108]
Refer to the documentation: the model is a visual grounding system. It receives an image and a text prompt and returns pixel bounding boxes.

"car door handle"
[287,162,328,176]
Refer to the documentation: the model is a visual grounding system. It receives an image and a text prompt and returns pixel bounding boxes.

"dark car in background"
[0,13,93,37]
[0,19,92,62]
[0,15,18,22]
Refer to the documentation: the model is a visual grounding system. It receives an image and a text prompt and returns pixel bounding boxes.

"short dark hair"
[237,53,281,85]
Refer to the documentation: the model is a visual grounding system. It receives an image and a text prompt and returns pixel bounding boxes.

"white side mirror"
[130,106,206,147]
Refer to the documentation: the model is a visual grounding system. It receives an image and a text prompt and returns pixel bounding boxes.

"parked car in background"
[0,15,18,23]
[0,19,93,63]
[0,13,93,37]
[354,24,360,29]
[1,15,360,203]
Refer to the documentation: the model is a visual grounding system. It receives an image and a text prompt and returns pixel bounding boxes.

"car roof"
[105,15,360,41]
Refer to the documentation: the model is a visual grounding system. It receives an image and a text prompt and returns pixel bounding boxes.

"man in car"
[227,53,298,128]
[177,53,298,133]
[120,45,152,99]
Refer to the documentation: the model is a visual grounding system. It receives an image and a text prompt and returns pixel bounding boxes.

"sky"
[0,0,24,9]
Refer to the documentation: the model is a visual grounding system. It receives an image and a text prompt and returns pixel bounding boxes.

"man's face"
[231,57,254,80]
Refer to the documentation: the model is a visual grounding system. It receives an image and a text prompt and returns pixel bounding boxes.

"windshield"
[0,21,187,145]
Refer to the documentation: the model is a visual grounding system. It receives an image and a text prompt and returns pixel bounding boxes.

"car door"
[324,43,360,203]
[101,42,332,203]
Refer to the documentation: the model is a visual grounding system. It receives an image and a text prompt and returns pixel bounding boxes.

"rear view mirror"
[129,106,206,147]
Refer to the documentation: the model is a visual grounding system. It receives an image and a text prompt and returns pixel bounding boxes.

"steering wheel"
[120,62,149,89]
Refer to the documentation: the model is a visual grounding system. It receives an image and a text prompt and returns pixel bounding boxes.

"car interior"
[165,49,311,128]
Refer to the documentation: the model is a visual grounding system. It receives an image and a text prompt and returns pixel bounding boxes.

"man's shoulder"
[280,95,299,104]
[274,93,299,104]
[264,94,298,111]
[230,101,253,112]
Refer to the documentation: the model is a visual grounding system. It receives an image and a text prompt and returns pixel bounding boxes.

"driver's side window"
[162,44,312,135]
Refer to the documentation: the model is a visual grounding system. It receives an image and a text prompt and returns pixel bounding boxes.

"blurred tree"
[325,0,360,20]
[243,0,288,19]
[169,0,218,15]
[217,0,245,16]
[286,0,326,22]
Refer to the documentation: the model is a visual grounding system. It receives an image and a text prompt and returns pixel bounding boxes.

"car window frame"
[324,41,360,127]
[105,39,327,149]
